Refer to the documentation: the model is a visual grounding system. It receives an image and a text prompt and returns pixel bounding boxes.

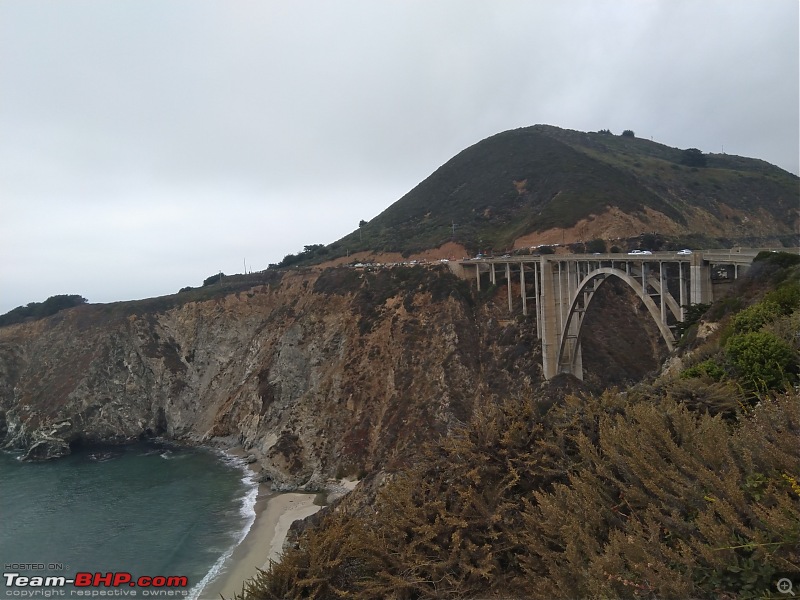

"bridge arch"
[556,266,676,375]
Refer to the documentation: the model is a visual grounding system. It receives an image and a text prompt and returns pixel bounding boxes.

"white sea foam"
[188,451,259,600]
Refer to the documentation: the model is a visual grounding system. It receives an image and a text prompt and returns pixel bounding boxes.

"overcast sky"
[1,0,798,314]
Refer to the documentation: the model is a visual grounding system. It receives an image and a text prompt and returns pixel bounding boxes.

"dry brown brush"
[238,390,799,600]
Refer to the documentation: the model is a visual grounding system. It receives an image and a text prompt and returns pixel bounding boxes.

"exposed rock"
[660,354,686,379]
[0,267,544,486]
[23,435,70,461]
[696,320,720,341]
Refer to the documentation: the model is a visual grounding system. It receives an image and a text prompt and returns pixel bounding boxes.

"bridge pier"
[532,262,541,339]
[539,260,560,379]
[506,263,512,312]
[538,259,584,379]
[679,263,686,320]
[690,258,712,304]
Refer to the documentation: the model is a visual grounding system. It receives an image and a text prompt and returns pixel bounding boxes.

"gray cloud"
[1,0,797,313]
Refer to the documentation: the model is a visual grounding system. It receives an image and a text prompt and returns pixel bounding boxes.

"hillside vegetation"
[237,253,800,600]
[0,295,87,327]
[0,272,284,329]
[284,126,797,264]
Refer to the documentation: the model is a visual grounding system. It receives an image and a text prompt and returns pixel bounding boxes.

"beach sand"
[198,486,323,600]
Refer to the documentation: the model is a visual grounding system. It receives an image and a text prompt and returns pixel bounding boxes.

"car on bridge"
[676,249,693,255]
[627,249,653,255]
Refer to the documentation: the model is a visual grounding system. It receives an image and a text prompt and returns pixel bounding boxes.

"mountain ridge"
[285,125,797,265]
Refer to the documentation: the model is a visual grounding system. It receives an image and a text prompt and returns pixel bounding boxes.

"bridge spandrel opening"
[578,278,671,386]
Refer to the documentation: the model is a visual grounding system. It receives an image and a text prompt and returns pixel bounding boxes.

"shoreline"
[196,450,323,600]
[199,489,323,599]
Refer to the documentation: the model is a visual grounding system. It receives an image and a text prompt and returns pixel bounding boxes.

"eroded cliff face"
[0,266,544,488]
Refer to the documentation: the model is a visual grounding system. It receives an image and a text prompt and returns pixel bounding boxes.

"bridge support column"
[679,263,686,320]
[559,262,583,380]
[506,263,512,313]
[540,259,583,380]
[659,262,666,323]
[690,258,712,304]
[533,262,541,340]
[540,260,559,380]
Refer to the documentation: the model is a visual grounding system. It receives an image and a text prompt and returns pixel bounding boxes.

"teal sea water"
[0,442,257,599]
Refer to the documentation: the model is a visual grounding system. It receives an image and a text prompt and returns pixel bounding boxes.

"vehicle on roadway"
[676,249,693,255]
[627,249,653,255]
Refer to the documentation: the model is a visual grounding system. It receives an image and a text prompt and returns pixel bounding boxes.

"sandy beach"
[198,486,323,600]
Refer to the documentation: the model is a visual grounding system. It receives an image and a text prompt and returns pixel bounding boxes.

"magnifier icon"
[778,578,795,595]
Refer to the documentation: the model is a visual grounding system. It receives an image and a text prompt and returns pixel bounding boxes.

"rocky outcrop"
[0,266,545,487]
[23,434,71,460]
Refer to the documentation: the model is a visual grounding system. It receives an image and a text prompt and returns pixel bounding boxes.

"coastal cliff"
[0,266,550,486]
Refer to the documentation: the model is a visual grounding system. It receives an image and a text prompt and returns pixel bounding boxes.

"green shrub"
[706,296,743,321]
[732,301,781,334]
[202,272,225,286]
[585,238,606,253]
[681,358,726,381]
[764,279,800,313]
[639,232,663,251]
[568,242,585,253]
[680,148,707,168]
[725,331,798,392]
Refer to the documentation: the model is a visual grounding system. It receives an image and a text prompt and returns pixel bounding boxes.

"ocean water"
[0,442,257,599]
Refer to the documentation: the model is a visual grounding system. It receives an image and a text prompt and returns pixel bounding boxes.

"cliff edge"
[0,266,548,487]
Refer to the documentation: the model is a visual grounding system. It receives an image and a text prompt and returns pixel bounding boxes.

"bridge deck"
[458,247,796,266]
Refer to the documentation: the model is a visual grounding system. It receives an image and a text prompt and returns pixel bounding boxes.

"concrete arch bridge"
[455,248,795,380]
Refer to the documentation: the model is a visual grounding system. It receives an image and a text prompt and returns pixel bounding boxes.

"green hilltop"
[287,125,797,263]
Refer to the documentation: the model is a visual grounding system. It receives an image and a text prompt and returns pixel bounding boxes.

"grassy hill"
[292,126,797,263]
[533,125,798,224]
